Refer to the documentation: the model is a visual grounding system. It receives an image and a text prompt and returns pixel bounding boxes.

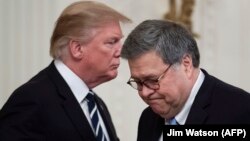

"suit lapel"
[62,98,96,140]
[186,69,214,124]
[153,116,164,141]
[46,61,96,140]
[139,108,164,141]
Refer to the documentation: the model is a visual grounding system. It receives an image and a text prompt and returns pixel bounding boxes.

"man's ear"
[68,39,84,59]
[182,54,193,77]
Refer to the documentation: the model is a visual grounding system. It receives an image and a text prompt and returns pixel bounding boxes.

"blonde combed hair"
[50,1,131,59]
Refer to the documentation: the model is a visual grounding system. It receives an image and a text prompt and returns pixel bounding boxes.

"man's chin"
[110,69,118,77]
[151,106,165,116]
[105,70,118,81]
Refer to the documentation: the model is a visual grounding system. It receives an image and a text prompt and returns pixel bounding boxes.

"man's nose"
[114,43,122,57]
[139,85,155,98]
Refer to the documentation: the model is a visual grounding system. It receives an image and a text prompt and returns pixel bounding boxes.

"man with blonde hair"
[0,1,131,141]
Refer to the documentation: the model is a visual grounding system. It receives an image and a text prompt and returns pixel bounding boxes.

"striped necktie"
[86,91,107,141]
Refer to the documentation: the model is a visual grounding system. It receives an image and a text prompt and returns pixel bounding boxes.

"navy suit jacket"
[137,69,250,141]
[0,61,119,141]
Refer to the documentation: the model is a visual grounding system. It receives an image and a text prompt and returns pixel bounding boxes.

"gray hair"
[121,20,200,67]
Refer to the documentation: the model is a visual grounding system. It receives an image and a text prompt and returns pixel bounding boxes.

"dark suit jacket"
[137,69,250,141]
[0,61,119,141]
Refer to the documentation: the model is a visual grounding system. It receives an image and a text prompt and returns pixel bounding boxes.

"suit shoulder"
[212,75,250,99]
[202,69,250,98]
[3,67,57,109]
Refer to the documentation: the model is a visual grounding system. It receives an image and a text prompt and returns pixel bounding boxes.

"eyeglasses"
[127,64,172,91]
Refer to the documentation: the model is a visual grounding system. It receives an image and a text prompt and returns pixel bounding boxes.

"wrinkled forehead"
[128,51,166,78]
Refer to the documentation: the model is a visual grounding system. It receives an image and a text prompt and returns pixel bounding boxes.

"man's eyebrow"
[131,74,159,81]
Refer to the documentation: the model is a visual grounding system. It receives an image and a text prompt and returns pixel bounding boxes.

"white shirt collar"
[174,69,205,125]
[54,60,89,103]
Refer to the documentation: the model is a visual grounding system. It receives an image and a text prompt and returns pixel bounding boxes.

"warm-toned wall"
[1,0,250,140]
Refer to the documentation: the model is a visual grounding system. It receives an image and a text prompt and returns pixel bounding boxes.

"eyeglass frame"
[127,64,172,91]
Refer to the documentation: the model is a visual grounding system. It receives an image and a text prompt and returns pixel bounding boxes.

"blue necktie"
[169,118,179,125]
[86,91,107,141]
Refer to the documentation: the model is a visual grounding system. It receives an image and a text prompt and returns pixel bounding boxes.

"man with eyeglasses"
[121,20,250,141]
